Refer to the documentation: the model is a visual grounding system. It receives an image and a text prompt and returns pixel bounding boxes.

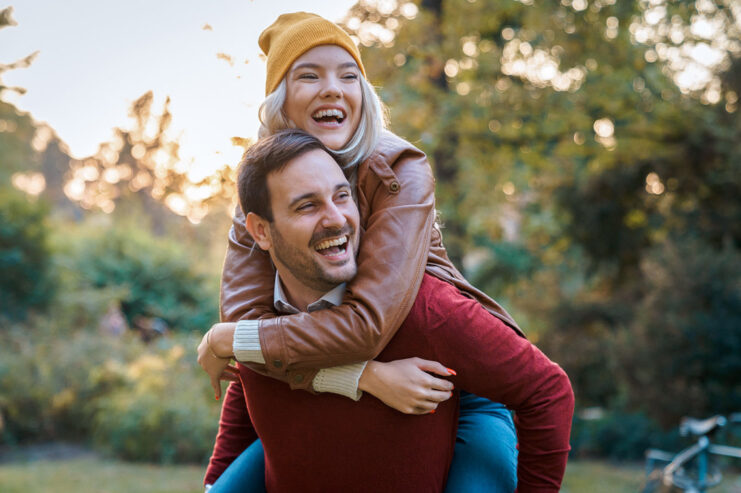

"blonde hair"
[258,75,388,170]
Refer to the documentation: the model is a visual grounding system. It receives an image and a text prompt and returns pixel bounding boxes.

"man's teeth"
[315,236,348,251]
[312,109,345,120]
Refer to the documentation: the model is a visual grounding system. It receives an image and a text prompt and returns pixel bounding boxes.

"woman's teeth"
[312,109,345,123]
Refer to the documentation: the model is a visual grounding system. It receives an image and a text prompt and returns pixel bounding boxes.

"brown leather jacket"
[220,131,522,391]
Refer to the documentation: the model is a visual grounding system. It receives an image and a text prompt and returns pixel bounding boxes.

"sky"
[0,0,357,180]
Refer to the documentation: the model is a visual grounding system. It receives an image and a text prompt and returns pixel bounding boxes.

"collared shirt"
[273,274,346,315]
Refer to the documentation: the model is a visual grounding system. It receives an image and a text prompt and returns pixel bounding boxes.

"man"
[201,130,574,492]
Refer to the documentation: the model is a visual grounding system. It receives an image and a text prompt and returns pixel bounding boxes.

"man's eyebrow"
[288,183,351,208]
[291,61,359,72]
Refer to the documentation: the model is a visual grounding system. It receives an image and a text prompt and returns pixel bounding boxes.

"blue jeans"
[208,393,517,492]
[208,437,266,493]
[446,392,517,492]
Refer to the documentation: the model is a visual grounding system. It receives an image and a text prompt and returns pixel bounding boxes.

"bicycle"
[642,413,741,492]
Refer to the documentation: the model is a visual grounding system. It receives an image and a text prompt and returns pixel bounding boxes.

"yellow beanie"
[259,12,366,95]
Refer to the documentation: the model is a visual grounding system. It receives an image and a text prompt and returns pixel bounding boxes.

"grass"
[2,457,741,492]
[561,459,741,493]
[0,457,205,493]
[561,460,644,492]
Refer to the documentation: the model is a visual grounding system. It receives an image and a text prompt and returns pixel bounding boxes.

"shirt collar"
[273,272,346,314]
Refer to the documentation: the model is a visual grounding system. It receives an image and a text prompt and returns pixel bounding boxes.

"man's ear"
[245,212,272,251]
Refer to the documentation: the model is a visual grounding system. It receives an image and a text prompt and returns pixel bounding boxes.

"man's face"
[264,149,360,295]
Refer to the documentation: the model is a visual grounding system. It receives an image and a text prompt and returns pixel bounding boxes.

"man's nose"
[321,202,346,228]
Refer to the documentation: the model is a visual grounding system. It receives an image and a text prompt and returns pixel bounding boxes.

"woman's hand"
[197,324,240,400]
[358,357,455,415]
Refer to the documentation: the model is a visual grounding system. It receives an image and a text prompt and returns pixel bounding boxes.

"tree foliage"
[59,223,219,333]
[63,91,238,229]
[345,0,740,425]
[0,189,54,320]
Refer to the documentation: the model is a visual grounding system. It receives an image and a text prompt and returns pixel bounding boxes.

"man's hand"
[358,357,455,414]
[197,323,239,400]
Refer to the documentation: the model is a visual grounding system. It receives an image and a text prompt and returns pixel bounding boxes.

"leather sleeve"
[220,207,276,324]
[203,379,259,486]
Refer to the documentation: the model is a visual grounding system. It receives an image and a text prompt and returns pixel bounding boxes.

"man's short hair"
[237,129,333,221]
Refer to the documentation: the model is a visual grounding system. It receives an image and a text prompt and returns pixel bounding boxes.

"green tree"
[60,223,219,333]
[344,0,740,424]
[62,91,238,232]
[0,189,54,320]
[0,6,55,321]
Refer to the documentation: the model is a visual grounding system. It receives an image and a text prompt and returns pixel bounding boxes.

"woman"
[200,11,521,492]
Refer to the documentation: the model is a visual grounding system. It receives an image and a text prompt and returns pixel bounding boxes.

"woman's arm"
[200,323,455,412]
[358,358,455,414]
[220,208,277,323]
[220,135,436,389]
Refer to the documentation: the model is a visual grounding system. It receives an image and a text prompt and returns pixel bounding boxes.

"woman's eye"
[342,73,359,81]
[298,73,318,80]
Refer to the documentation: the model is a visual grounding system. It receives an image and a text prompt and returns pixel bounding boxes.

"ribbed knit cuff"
[233,320,265,364]
[311,361,367,401]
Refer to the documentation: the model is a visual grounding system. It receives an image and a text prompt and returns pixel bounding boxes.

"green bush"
[0,322,221,464]
[617,236,741,426]
[91,337,219,464]
[57,223,218,333]
[0,319,130,444]
[569,409,682,461]
[0,189,54,320]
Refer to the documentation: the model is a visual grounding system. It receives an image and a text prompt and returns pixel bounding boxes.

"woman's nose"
[319,76,342,99]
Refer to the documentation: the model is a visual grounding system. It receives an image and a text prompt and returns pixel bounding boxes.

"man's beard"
[269,223,357,293]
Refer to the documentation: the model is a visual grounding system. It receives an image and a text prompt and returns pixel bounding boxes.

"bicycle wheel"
[671,463,722,491]
[642,468,669,493]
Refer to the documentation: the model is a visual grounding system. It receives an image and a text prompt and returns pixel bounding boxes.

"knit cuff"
[233,320,265,364]
[311,362,367,401]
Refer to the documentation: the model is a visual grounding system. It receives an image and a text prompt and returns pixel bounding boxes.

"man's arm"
[414,275,574,492]
[204,379,259,486]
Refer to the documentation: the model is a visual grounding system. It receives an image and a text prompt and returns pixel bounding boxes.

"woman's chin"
[316,134,350,151]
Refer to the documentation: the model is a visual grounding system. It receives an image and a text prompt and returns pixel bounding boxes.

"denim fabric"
[208,393,516,493]
[208,438,266,493]
[445,392,518,493]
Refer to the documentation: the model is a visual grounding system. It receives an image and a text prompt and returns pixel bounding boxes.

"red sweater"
[205,274,574,492]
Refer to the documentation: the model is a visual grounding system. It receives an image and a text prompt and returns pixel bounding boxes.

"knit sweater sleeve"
[203,378,259,486]
[413,276,575,492]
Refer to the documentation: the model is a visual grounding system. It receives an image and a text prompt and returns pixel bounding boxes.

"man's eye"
[297,203,315,211]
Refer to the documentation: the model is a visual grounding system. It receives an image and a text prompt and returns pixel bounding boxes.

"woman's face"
[283,45,363,151]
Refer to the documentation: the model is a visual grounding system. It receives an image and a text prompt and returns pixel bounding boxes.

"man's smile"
[314,235,349,257]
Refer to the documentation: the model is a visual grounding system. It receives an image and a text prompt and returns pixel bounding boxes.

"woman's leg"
[444,392,518,493]
[208,439,266,493]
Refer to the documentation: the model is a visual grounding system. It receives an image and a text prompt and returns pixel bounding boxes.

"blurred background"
[0,0,739,491]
